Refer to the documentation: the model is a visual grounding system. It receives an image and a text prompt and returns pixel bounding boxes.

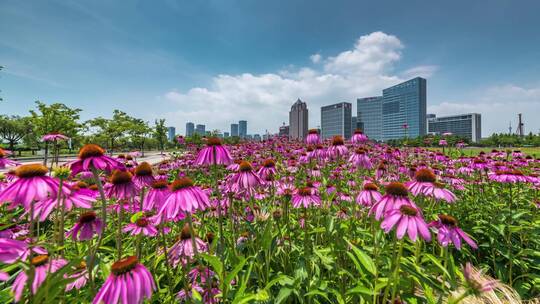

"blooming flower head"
[65,261,89,292]
[349,148,372,169]
[158,177,210,221]
[12,255,67,302]
[423,182,457,203]
[351,129,368,145]
[407,168,437,196]
[327,136,348,159]
[93,256,156,304]
[41,132,69,142]
[66,211,103,241]
[0,164,60,209]
[32,183,94,222]
[257,159,277,181]
[230,161,262,196]
[143,179,170,211]
[195,137,233,166]
[133,162,155,188]
[430,214,477,250]
[105,170,137,200]
[370,182,414,220]
[356,182,382,207]
[69,144,124,174]
[168,224,208,266]
[462,263,498,295]
[380,204,431,242]
[123,217,158,236]
[305,129,321,145]
[0,148,20,169]
[0,238,46,264]
[292,186,321,208]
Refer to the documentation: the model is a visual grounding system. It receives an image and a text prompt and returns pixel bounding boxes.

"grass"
[426,146,540,157]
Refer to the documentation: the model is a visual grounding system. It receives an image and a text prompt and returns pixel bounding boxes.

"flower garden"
[0,130,539,303]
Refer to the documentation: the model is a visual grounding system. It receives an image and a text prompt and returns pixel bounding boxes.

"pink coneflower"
[168,224,208,266]
[430,214,477,250]
[230,161,262,196]
[375,163,387,180]
[177,283,221,304]
[327,136,348,159]
[423,182,457,203]
[195,137,233,165]
[12,255,67,302]
[0,164,60,209]
[356,182,382,207]
[380,204,431,242]
[133,162,155,188]
[349,148,372,169]
[370,182,414,220]
[66,211,103,241]
[143,180,170,211]
[0,148,20,169]
[257,159,277,181]
[351,129,368,144]
[463,262,498,295]
[42,132,69,142]
[488,170,529,183]
[32,185,94,221]
[0,238,46,264]
[407,168,437,196]
[176,135,185,144]
[158,178,210,221]
[305,129,321,145]
[439,139,448,146]
[93,256,156,304]
[69,144,124,174]
[105,170,137,201]
[292,187,321,208]
[123,217,158,236]
[65,262,89,292]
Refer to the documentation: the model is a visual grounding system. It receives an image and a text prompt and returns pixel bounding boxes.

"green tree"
[86,110,133,154]
[0,115,32,151]
[128,118,152,156]
[153,119,167,153]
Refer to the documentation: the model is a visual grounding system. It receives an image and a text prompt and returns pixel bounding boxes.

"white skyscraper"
[288,98,308,140]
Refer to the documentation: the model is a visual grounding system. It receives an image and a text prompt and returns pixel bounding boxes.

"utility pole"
[517,113,524,137]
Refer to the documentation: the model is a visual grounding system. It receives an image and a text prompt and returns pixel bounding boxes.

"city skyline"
[2,1,540,136]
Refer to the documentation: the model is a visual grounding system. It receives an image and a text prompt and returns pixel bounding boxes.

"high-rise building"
[224,132,230,138]
[321,102,353,140]
[238,120,247,138]
[382,77,427,141]
[195,124,206,135]
[428,113,482,143]
[289,99,308,140]
[279,125,290,137]
[253,134,261,141]
[186,122,195,137]
[351,116,359,131]
[231,124,239,137]
[357,96,383,141]
[167,127,176,142]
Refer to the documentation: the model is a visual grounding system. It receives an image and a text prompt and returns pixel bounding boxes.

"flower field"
[0,132,539,303]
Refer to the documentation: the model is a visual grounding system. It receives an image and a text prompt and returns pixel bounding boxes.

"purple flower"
[68,144,124,174]
[0,148,20,169]
[123,218,158,236]
[381,204,431,242]
[133,162,155,188]
[306,129,321,145]
[292,187,321,208]
[351,130,368,144]
[12,255,67,302]
[41,132,69,142]
[168,224,208,266]
[229,161,262,197]
[195,137,233,166]
[93,256,156,304]
[327,136,348,159]
[356,182,382,207]
[143,180,170,211]
[370,182,414,220]
[430,215,477,250]
[158,178,210,220]
[66,211,103,241]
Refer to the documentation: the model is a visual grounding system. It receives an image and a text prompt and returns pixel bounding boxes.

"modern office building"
[357,96,383,141]
[195,124,206,135]
[289,99,309,140]
[253,134,261,141]
[351,116,359,131]
[231,123,239,137]
[224,132,230,138]
[279,124,290,137]
[428,113,482,143]
[239,120,247,138]
[321,102,353,140]
[381,77,427,141]
[186,122,195,137]
[167,127,176,142]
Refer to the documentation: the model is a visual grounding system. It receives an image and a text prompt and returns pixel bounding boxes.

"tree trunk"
[43,142,49,165]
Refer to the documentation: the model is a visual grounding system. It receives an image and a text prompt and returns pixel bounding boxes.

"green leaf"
[346,284,374,295]
[225,257,248,287]
[345,239,376,276]
[200,253,223,280]
[130,211,144,223]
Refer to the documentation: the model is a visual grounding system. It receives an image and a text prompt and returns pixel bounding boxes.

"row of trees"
[386,132,540,148]
[0,101,173,155]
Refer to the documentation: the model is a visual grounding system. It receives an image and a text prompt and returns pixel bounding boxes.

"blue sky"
[1,0,540,136]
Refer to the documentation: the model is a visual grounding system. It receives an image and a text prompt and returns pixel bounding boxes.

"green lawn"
[427,146,540,157]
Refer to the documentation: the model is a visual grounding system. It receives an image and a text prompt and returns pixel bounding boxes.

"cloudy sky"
[1,0,540,136]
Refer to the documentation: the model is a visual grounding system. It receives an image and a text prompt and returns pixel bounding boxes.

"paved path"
[0,152,170,173]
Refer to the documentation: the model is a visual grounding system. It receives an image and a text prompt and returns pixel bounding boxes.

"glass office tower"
[357,96,383,141]
[321,102,352,140]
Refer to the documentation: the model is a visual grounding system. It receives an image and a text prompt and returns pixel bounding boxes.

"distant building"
[382,77,427,141]
[167,127,176,142]
[279,124,290,137]
[253,134,261,141]
[195,124,206,135]
[224,132,230,138]
[205,131,211,136]
[357,96,383,141]
[352,116,359,131]
[289,99,308,140]
[231,124,239,137]
[245,134,253,140]
[321,102,353,140]
[239,120,247,138]
[186,122,195,137]
[428,113,482,143]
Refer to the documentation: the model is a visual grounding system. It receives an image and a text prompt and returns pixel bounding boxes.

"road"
[0,151,170,173]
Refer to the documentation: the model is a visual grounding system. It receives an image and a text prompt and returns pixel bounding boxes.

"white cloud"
[310,53,321,63]
[428,84,540,136]
[162,31,433,135]
[401,65,438,79]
